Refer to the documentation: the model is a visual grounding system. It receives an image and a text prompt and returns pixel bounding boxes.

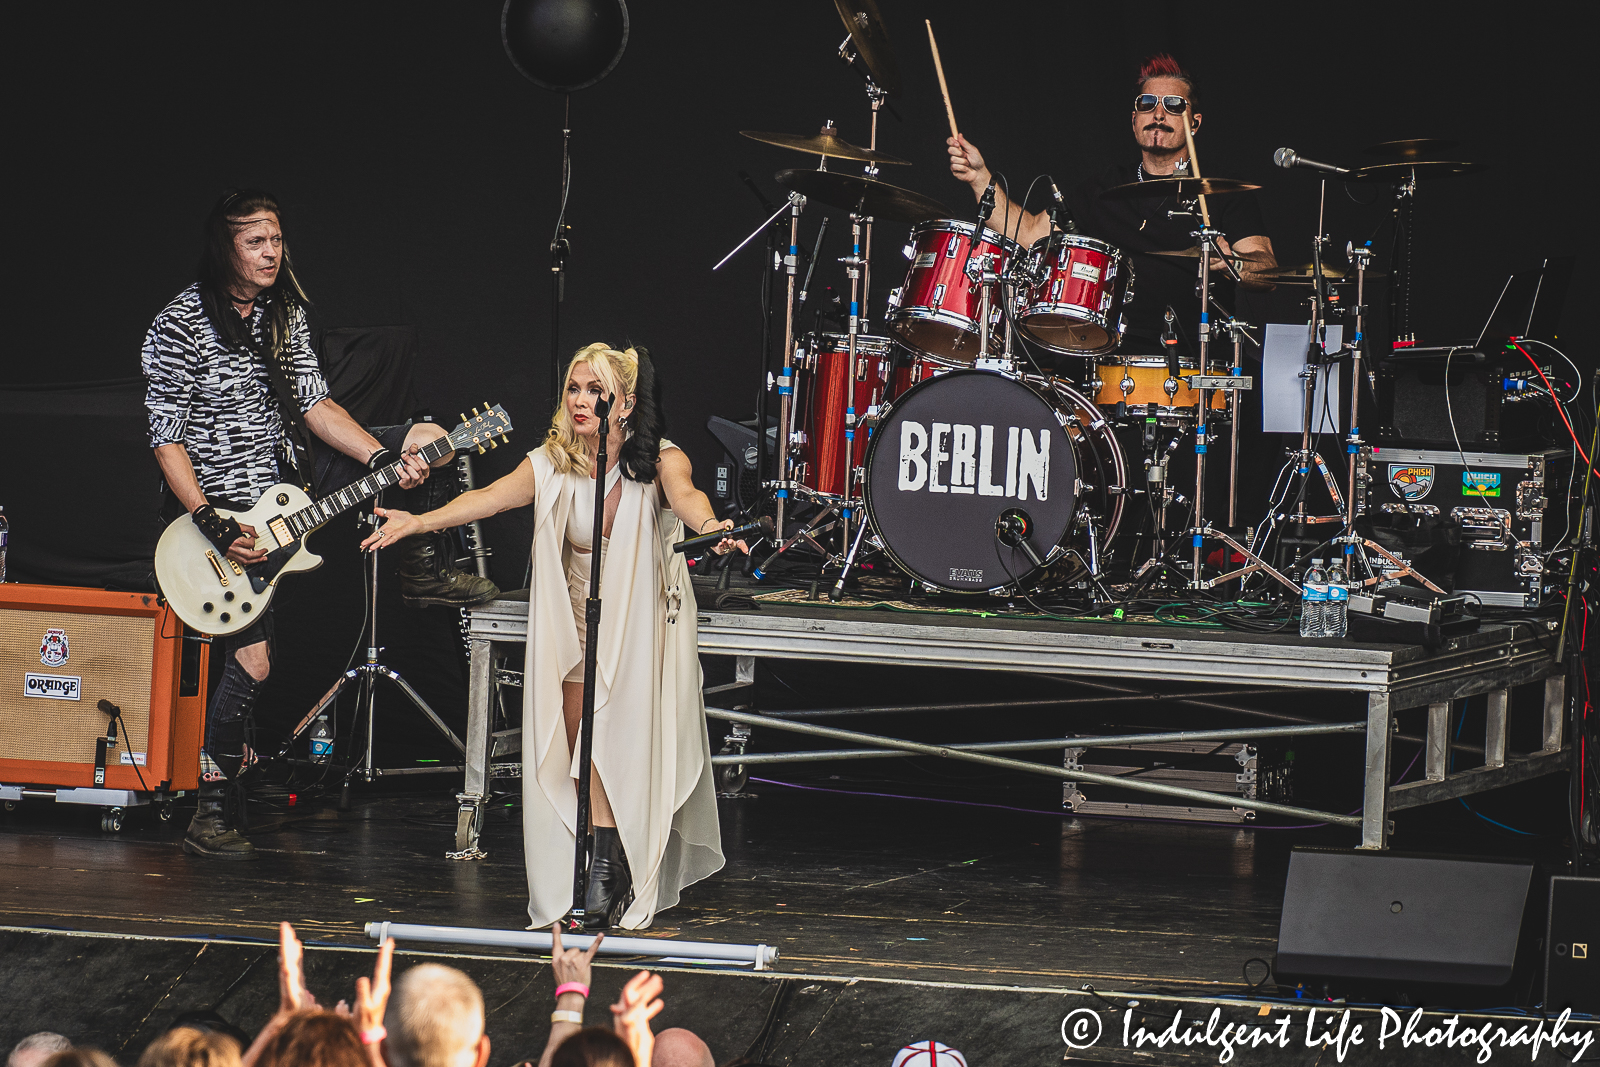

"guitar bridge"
[204,550,230,586]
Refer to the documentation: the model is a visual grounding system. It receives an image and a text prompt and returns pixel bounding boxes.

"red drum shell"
[1016,233,1128,356]
[887,220,1022,367]
[792,333,895,497]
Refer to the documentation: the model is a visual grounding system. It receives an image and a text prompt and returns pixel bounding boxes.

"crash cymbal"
[1362,138,1460,159]
[1100,176,1261,201]
[1148,246,1244,262]
[741,124,910,165]
[1347,161,1486,182]
[775,168,949,224]
[835,0,902,96]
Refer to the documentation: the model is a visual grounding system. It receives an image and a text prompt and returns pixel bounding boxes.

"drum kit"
[713,1,1483,606]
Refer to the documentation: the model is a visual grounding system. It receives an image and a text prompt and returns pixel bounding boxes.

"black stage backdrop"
[0,2,1590,755]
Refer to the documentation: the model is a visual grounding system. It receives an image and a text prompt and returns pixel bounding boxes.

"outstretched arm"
[655,448,746,555]
[360,456,538,551]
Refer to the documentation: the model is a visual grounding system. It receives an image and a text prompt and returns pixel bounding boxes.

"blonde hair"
[384,964,485,1067]
[136,1029,240,1067]
[543,343,640,477]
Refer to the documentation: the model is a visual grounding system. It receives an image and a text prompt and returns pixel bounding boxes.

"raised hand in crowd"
[241,922,317,1067]
[537,924,605,1067]
[609,971,664,1067]
[350,937,393,1067]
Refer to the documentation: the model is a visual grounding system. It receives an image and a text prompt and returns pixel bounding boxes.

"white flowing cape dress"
[521,441,725,930]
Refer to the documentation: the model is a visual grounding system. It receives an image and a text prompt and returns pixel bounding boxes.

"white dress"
[521,440,725,929]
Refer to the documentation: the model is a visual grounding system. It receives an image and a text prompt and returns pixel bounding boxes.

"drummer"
[948,53,1277,357]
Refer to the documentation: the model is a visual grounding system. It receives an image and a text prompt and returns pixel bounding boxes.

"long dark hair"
[549,1028,631,1067]
[196,188,309,359]
[618,344,666,483]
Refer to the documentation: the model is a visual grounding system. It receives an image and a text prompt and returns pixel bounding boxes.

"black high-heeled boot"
[583,826,634,928]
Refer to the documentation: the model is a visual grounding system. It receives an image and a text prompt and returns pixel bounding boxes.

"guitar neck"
[282,436,454,538]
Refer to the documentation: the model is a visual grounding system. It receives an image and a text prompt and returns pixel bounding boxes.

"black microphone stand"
[568,392,612,932]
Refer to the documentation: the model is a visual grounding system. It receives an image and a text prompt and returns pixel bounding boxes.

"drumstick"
[926,21,960,143]
[1179,105,1211,227]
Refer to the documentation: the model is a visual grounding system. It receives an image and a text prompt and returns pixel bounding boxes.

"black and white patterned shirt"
[142,283,329,505]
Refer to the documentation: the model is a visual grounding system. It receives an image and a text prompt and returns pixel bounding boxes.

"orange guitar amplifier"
[0,584,208,808]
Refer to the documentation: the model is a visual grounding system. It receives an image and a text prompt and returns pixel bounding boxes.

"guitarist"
[140,189,499,860]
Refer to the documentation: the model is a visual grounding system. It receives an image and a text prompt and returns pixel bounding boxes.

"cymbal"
[1346,161,1486,182]
[1148,246,1244,262]
[1362,138,1460,159]
[775,168,949,224]
[1265,263,1389,284]
[741,125,910,165]
[835,0,901,96]
[1100,176,1261,201]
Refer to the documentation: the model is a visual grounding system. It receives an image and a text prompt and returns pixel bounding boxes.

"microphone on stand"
[1048,178,1079,234]
[1161,306,1181,381]
[1273,148,1351,176]
[961,182,997,285]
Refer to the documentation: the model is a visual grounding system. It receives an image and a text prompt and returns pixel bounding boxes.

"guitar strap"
[247,336,322,497]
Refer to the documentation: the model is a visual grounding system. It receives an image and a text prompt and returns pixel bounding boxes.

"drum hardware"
[1150,245,1245,262]
[834,0,901,97]
[1362,138,1460,160]
[1346,160,1486,183]
[775,168,949,225]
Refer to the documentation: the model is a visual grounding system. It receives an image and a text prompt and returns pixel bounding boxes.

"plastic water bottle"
[0,506,9,583]
[1300,558,1328,638]
[310,714,334,763]
[1326,559,1349,639]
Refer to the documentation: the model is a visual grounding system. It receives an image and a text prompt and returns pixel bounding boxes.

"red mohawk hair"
[1136,53,1197,108]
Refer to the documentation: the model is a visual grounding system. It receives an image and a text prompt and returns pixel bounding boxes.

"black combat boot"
[397,473,499,607]
[183,776,257,860]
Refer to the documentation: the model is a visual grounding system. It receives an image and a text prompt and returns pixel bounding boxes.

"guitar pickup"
[267,516,293,549]
[204,550,230,586]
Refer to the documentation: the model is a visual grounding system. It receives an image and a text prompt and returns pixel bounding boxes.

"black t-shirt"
[1064,162,1266,353]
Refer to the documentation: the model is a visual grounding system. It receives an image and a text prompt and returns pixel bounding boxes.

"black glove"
[367,447,395,471]
[193,504,244,555]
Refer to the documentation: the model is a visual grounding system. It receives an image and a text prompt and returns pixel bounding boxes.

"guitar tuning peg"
[477,445,486,454]
[483,400,491,411]
[458,412,467,424]
[501,434,510,445]
[471,406,480,417]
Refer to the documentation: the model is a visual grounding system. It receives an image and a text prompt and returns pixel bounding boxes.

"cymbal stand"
[1341,243,1373,553]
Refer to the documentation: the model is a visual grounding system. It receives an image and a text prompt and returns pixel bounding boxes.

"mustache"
[1144,122,1174,132]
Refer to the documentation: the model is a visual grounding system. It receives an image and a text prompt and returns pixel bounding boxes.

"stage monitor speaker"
[0,583,207,794]
[1275,847,1542,1007]
[1545,876,1598,1013]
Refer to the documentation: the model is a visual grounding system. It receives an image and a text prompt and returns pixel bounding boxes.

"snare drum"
[1090,355,1228,417]
[792,333,896,497]
[886,220,1022,367]
[1016,233,1128,356]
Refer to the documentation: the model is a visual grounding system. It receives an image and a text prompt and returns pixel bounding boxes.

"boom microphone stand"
[568,392,612,931]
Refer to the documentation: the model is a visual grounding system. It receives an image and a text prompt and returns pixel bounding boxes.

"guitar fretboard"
[283,436,456,539]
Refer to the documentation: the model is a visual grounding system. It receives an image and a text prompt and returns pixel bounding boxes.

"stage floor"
[0,767,1561,991]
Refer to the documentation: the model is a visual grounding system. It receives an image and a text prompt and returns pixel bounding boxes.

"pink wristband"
[554,982,590,999]
[360,1026,386,1045]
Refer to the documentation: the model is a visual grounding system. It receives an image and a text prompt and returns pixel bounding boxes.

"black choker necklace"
[228,292,256,305]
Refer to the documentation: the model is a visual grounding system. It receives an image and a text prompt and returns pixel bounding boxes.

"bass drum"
[862,370,1126,593]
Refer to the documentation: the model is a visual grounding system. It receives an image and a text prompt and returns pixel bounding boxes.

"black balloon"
[502,0,628,92]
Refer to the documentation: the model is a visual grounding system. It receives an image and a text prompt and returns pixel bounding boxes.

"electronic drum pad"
[864,370,1081,593]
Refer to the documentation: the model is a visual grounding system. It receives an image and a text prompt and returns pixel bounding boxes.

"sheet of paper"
[1261,323,1342,435]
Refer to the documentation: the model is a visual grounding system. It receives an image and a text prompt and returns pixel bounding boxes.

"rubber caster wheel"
[101,807,125,833]
[157,802,175,823]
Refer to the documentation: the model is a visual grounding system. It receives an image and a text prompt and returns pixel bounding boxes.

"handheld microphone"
[674,519,769,555]
[1273,148,1350,176]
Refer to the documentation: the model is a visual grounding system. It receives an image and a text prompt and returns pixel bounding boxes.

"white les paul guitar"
[156,405,514,635]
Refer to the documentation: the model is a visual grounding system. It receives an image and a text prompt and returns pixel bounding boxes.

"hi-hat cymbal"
[1347,161,1486,182]
[741,125,910,165]
[1100,176,1261,201]
[835,0,901,96]
[1362,138,1460,159]
[775,168,949,224]
[1148,246,1244,262]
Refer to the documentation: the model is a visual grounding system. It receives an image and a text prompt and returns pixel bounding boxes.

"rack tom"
[886,220,1022,367]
